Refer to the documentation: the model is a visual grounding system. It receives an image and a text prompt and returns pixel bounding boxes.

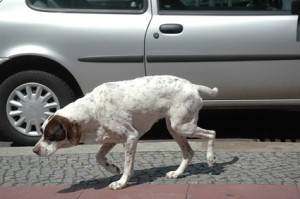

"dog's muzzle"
[32,144,41,155]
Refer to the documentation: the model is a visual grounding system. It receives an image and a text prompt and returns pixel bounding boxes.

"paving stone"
[0,151,299,187]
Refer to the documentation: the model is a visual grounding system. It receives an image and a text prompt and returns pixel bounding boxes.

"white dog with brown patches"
[33,75,218,190]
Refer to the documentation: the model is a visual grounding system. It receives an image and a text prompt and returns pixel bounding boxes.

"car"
[0,0,300,145]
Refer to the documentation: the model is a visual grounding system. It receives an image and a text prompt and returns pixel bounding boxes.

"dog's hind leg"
[165,119,194,179]
[169,112,216,168]
[96,143,120,175]
[176,124,216,167]
[188,126,216,167]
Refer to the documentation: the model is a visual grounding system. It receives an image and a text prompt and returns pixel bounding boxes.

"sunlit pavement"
[1,140,300,199]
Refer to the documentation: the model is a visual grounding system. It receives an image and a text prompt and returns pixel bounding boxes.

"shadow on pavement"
[57,156,239,193]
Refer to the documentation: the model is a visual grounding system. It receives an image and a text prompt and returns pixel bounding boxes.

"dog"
[33,75,218,190]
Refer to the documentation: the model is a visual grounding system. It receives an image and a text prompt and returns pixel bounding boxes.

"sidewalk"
[1,184,299,199]
[1,140,300,198]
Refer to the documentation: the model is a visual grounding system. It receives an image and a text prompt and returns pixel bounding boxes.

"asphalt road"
[1,109,299,147]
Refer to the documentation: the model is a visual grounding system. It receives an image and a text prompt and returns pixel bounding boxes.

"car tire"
[0,70,76,146]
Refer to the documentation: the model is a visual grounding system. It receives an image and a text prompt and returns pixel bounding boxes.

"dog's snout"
[33,145,41,155]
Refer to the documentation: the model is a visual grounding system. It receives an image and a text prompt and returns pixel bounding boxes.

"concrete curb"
[1,140,300,156]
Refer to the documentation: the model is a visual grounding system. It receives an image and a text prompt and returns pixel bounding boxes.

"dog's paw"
[166,171,180,179]
[207,157,216,167]
[108,181,126,190]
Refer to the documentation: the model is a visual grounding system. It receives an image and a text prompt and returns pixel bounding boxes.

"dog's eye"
[45,134,55,141]
[45,134,64,142]
[45,131,66,142]
[54,132,66,141]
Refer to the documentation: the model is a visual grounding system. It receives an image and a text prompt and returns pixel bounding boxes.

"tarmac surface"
[0,140,300,198]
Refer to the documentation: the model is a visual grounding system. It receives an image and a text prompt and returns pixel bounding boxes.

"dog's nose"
[32,145,41,155]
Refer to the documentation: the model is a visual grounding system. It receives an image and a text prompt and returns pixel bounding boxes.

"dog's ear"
[44,115,81,145]
[65,121,82,146]
[44,115,67,142]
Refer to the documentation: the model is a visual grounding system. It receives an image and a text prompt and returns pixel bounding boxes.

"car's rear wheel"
[0,70,76,146]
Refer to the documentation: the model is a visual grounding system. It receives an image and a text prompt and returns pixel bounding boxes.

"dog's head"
[33,115,81,156]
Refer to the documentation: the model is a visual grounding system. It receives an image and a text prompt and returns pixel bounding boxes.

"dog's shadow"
[58,156,239,193]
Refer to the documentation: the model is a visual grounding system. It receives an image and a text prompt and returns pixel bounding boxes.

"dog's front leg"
[97,143,120,175]
[108,137,137,190]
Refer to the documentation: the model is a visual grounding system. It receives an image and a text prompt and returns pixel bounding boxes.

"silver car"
[0,0,299,145]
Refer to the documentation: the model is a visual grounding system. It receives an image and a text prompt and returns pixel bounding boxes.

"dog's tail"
[196,85,218,97]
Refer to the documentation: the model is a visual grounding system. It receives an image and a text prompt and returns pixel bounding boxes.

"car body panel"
[0,0,151,93]
[145,7,300,101]
[0,0,300,107]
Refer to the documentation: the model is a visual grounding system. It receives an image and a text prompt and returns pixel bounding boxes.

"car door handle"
[159,24,183,34]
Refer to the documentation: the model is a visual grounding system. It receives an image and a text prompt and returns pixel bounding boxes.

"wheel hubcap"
[6,83,60,137]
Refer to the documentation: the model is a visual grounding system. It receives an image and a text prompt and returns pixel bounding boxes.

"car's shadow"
[58,156,239,193]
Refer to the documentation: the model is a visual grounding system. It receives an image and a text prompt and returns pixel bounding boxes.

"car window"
[28,0,145,11]
[159,0,291,11]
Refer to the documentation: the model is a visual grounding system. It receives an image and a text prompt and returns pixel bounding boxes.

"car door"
[145,0,300,106]
[19,0,152,93]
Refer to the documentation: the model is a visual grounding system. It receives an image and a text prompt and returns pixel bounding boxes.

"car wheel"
[0,70,76,146]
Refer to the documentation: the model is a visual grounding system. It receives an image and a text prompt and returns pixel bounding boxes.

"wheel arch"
[0,55,84,99]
